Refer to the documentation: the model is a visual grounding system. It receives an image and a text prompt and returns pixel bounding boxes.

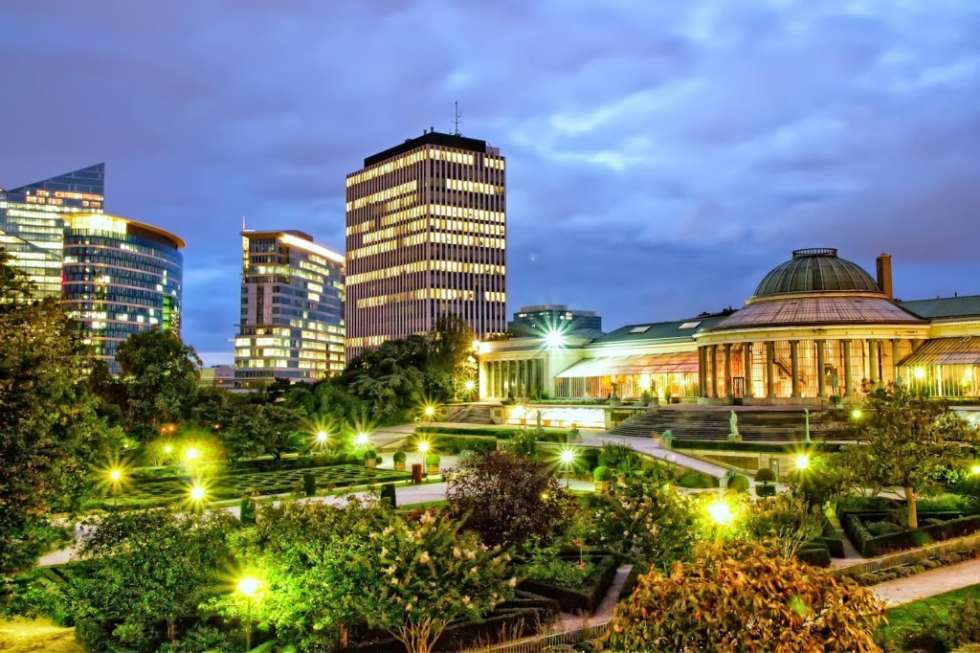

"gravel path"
[872,557,980,607]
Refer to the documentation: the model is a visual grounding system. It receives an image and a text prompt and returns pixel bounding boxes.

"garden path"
[555,564,633,632]
[872,558,980,607]
[576,432,731,479]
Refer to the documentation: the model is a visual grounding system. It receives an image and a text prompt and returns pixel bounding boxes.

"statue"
[728,410,741,442]
[804,408,811,443]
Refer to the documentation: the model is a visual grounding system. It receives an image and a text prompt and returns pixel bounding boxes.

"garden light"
[971,463,980,476]
[423,405,435,418]
[188,482,207,504]
[913,366,926,380]
[794,453,811,471]
[354,432,371,447]
[559,448,577,466]
[850,408,863,420]
[163,443,174,455]
[237,576,261,598]
[464,379,476,392]
[707,498,734,526]
[184,446,200,462]
[418,440,430,454]
[315,430,328,445]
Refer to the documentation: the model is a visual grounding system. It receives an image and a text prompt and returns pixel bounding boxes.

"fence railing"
[463,620,611,653]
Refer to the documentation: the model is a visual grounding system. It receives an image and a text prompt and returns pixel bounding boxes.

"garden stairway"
[442,403,495,424]
[611,407,846,442]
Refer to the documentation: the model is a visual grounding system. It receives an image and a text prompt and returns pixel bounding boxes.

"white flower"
[419,551,431,564]
[452,547,462,558]
[508,577,517,587]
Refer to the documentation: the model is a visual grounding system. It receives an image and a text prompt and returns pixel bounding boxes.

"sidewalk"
[872,557,980,607]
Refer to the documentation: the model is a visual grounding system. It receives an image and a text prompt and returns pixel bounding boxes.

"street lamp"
[423,405,435,419]
[187,482,208,509]
[544,328,565,351]
[354,432,371,448]
[315,430,329,446]
[184,446,200,463]
[558,447,577,487]
[850,408,863,421]
[707,497,734,526]
[464,379,476,393]
[970,463,980,476]
[236,575,262,650]
[793,453,811,471]
[418,440,430,455]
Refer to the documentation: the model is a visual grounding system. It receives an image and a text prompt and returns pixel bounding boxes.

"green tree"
[0,255,108,573]
[608,543,884,652]
[70,509,235,650]
[585,465,698,571]
[207,499,389,651]
[350,510,515,653]
[845,387,977,528]
[114,329,201,440]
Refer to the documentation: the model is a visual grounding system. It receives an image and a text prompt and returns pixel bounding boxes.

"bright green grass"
[878,583,980,645]
[0,618,81,652]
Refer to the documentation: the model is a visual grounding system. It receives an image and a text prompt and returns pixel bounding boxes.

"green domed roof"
[753,248,881,299]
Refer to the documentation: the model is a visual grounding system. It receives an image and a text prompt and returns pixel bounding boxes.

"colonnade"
[697,338,920,401]
[483,358,545,399]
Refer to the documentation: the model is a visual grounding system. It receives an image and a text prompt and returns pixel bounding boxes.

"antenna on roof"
[242,216,247,231]
[453,100,462,136]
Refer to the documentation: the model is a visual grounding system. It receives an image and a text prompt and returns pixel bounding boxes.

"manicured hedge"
[408,434,498,455]
[670,439,843,453]
[517,554,619,614]
[797,543,832,567]
[843,513,980,557]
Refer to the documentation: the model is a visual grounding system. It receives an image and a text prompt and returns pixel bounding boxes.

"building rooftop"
[592,313,731,344]
[753,248,881,299]
[363,131,489,167]
[896,294,980,320]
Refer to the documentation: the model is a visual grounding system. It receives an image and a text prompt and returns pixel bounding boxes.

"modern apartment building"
[234,229,345,388]
[345,130,507,359]
[1,164,184,369]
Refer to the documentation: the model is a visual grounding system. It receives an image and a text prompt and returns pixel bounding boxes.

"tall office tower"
[345,131,507,359]
[62,213,184,368]
[234,229,345,389]
[0,163,105,297]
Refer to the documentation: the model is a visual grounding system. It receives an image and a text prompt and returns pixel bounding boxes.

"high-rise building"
[234,229,345,389]
[345,130,507,359]
[0,163,105,296]
[1,164,185,370]
[62,213,184,367]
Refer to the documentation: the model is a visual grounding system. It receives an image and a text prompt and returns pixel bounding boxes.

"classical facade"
[478,248,980,404]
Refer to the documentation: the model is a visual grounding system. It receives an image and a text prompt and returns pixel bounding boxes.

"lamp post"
[236,576,261,650]
[558,448,577,488]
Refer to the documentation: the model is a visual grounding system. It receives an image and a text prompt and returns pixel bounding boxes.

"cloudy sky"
[2,1,978,362]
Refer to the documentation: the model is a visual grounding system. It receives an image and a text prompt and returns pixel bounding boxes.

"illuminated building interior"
[478,249,980,403]
[235,229,345,388]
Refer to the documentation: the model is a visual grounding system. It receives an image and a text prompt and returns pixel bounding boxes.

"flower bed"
[517,553,619,614]
[842,512,980,557]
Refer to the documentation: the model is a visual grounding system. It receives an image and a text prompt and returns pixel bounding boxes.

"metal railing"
[463,620,611,653]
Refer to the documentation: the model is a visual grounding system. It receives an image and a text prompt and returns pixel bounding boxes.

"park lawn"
[878,583,980,644]
[0,618,81,652]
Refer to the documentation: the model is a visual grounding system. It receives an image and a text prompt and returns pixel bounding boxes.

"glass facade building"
[345,131,507,359]
[1,164,185,370]
[62,213,184,368]
[0,163,105,297]
[235,230,345,389]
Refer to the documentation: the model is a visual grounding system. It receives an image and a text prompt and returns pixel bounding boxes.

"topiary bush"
[728,474,750,494]
[593,466,613,482]
[755,468,776,484]
[303,472,316,497]
[393,450,406,464]
[676,470,717,489]
[865,521,903,536]
[609,543,884,651]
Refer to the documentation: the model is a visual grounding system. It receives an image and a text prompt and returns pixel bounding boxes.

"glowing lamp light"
[354,432,370,447]
[423,405,435,418]
[794,453,811,471]
[163,443,174,455]
[184,446,200,462]
[188,483,207,503]
[109,468,122,482]
[315,430,328,444]
[544,329,566,350]
[464,379,476,392]
[850,408,863,421]
[418,440,430,454]
[559,448,577,466]
[707,498,734,526]
[237,576,261,598]
[913,366,926,380]
[970,463,980,476]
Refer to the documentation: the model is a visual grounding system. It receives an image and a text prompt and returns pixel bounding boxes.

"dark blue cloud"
[1,0,979,357]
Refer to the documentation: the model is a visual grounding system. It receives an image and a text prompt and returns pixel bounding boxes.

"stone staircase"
[441,403,495,424]
[611,407,845,442]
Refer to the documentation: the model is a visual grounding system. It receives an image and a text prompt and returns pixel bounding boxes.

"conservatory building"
[477,248,980,405]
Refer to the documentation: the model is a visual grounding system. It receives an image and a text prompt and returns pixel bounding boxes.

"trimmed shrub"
[843,512,980,557]
[797,543,832,567]
[671,439,843,454]
[425,453,441,467]
[676,470,718,489]
[239,492,256,525]
[302,472,316,497]
[728,474,750,494]
[392,451,406,464]
[755,468,776,484]
[756,484,776,497]
[866,521,903,536]
[593,466,613,482]
[379,483,397,508]
[517,554,619,613]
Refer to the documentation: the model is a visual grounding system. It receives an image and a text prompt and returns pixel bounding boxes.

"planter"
[426,464,440,476]
[365,459,377,469]
[393,461,405,472]
[595,480,610,494]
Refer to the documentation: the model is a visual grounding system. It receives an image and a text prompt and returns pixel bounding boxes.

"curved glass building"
[62,213,184,367]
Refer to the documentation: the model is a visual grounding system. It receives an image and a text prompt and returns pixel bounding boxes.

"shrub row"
[517,554,619,614]
[418,425,572,442]
[843,512,980,557]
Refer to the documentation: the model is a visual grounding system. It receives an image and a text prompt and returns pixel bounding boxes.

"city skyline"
[2,2,979,362]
